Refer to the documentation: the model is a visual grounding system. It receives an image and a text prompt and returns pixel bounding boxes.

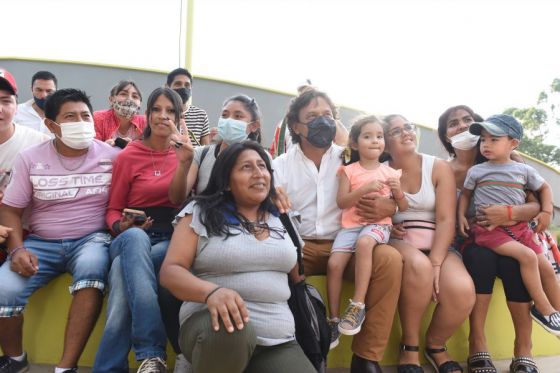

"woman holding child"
[438,105,560,373]
[384,114,475,373]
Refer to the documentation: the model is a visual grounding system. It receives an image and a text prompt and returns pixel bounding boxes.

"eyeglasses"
[387,123,417,139]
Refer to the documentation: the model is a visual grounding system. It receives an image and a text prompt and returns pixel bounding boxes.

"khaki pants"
[303,239,403,362]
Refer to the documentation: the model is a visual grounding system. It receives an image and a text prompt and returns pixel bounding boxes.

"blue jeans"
[0,231,111,317]
[93,228,170,373]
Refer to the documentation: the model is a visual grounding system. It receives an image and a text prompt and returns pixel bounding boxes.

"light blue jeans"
[0,231,111,317]
[93,228,170,373]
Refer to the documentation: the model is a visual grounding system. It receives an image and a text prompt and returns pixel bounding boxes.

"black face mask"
[34,95,49,111]
[304,116,336,148]
[173,88,191,104]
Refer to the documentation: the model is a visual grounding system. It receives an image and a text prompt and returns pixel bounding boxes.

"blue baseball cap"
[469,114,523,140]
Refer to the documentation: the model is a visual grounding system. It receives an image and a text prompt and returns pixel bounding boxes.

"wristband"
[8,246,26,260]
[541,210,552,215]
[205,286,223,303]
[506,205,513,221]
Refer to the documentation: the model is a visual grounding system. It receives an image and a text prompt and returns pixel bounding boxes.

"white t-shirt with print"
[0,124,49,194]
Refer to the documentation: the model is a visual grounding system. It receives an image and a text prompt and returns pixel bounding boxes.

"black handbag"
[280,213,330,373]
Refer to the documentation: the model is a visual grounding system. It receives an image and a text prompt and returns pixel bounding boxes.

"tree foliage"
[503,78,560,166]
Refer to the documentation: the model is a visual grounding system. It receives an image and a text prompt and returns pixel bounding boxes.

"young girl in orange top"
[327,115,407,347]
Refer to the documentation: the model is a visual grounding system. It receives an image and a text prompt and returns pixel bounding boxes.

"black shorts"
[462,243,531,303]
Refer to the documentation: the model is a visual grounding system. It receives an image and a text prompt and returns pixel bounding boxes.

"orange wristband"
[506,205,513,221]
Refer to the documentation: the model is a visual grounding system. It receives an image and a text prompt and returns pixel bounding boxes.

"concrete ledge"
[29,355,560,372]
[1,274,559,369]
[306,276,560,368]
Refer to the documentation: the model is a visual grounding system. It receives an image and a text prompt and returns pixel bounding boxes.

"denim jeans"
[0,231,111,317]
[93,228,170,373]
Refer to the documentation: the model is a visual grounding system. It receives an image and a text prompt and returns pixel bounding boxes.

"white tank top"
[392,154,436,224]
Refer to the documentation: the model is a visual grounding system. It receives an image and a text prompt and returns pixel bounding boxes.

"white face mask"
[53,121,96,149]
[449,130,479,150]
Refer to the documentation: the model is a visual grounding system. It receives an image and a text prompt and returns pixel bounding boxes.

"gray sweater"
[176,201,297,346]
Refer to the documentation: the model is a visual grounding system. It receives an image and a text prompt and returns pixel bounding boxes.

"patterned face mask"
[112,99,140,119]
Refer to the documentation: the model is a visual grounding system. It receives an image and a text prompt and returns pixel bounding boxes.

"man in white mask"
[0,89,118,373]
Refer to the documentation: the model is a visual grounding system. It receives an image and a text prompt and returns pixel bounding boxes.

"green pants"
[179,310,316,373]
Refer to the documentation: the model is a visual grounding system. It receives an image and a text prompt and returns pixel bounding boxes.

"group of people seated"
[0,66,558,373]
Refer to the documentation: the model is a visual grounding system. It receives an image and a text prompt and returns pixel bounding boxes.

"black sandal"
[424,346,463,373]
[467,352,497,373]
[397,344,424,373]
[509,357,539,373]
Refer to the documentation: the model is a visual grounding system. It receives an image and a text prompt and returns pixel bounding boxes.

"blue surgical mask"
[217,117,248,145]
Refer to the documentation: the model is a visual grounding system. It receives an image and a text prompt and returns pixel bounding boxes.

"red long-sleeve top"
[106,141,179,232]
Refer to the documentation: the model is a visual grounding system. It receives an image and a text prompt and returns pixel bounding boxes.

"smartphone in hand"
[123,208,147,225]
[114,137,130,149]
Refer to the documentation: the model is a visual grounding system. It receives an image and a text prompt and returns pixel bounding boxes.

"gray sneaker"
[328,318,341,350]
[137,357,167,373]
[338,300,366,336]
[0,354,29,373]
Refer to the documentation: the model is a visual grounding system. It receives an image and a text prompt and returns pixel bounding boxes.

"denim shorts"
[0,231,111,317]
[332,224,392,253]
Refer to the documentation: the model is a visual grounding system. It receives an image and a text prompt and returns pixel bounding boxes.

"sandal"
[509,357,539,373]
[424,346,463,373]
[397,344,424,373]
[467,352,497,373]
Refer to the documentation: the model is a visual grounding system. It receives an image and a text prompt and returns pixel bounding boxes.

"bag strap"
[279,213,305,276]
[199,145,210,166]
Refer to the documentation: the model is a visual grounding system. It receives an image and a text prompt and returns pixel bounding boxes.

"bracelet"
[8,246,26,259]
[204,286,223,303]
[432,264,441,267]
[506,205,513,221]
[541,210,552,215]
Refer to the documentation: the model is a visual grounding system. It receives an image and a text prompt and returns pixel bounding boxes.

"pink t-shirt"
[339,162,401,228]
[2,140,119,239]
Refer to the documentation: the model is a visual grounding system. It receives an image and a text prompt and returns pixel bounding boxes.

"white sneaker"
[173,354,192,373]
[137,357,167,373]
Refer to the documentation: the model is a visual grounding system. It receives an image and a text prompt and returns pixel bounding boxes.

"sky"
[3,0,560,131]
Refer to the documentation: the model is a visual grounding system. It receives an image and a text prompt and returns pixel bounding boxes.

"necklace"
[150,147,171,176]
[54,140,89,171]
